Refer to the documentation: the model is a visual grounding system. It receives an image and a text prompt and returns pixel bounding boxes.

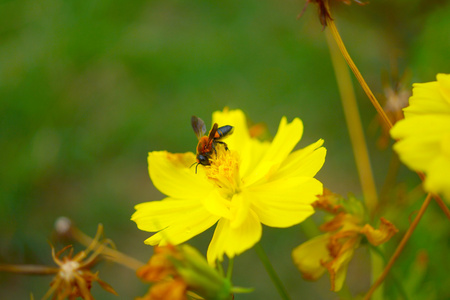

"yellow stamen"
[205,146,241,198]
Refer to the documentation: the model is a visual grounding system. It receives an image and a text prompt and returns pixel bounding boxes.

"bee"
[191,116,234,173]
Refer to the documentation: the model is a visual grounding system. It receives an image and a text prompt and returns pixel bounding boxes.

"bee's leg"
[215,141,229,151]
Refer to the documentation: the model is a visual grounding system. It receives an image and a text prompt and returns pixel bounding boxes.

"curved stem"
[325,1,393,130]
[363,193,433,299]
[433,195,450,219]
[254,242,291,300]
[370,245,409,300]
[325,28,378,214]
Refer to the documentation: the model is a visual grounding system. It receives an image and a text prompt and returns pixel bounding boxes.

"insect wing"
[191,116,207,140]
[208,123,219,142]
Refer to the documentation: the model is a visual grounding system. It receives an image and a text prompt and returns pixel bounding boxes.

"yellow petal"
[207,210,262,264]
[244,117,304,185]
[391,115,450,171]
[392,135,440,171]
[262,117,304,165]
[272,139,326,180]
[212,109,251,151]
[424,153,450,201]
[132,199,219,245]
[132,198,198,231]
[229,192,251,229]
[405,81,450,118]
[392,115,450,139]
[239,138,271,179]
[292,234,330,281]
[201,190,232,220]
[241,160,276,187]
[249,177,321,228]
[148,151,214,199]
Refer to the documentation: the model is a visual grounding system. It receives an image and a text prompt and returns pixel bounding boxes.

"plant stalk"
[254,242,291,300]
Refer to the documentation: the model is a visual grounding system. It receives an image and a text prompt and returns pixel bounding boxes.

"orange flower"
[360,217,399,246]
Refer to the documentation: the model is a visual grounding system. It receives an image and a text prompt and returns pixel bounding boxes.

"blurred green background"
[1,0,449,298]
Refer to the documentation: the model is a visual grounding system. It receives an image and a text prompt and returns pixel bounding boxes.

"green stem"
[325,29,378,216]
[364,193,432,299]
[254,242,291,300]
[217,260,225,277]
[378,152,400,213]
[325,0,393,130]
[370,245,409,300]
[226,257,234,280]
[369,247,384,300]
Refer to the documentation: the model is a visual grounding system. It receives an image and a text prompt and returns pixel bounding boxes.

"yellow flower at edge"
[132,109,326,264]
[390,73,450,201]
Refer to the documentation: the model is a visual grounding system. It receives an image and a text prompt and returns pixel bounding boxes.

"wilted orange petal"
[360,217,398,246]
[137,248,177,282]
[322,246,356,292]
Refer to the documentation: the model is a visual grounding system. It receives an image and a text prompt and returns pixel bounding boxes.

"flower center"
[59,260,80,282]
[205,145,241,198]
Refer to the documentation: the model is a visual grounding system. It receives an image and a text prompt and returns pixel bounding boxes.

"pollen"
[205,145,241,196]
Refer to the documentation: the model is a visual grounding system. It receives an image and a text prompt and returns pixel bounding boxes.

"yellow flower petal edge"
[272,139,326,180]
[242,117,305,186]
[391,73,450,201]
[132,108,326,263]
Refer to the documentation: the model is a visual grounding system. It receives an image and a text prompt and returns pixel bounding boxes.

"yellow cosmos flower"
[390,73,450,201]
[132,109,326,264]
